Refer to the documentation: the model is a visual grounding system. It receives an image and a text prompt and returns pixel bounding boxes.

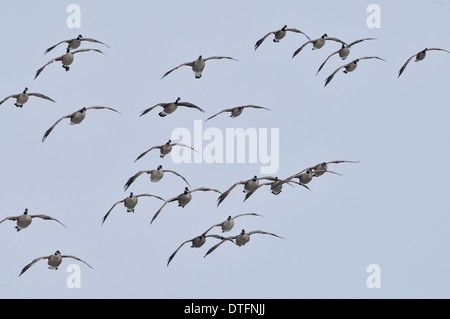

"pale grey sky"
[1,0,449,299]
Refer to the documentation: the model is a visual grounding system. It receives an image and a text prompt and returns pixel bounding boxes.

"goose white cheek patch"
[169,120,280,175]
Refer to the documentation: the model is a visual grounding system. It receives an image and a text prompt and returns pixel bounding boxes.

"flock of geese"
[1,23,449,276]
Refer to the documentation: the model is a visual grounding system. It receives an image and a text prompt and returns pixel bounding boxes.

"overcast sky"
[1,0,450,299]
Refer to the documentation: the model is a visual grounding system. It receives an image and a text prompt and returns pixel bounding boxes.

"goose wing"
[241,105,271,111]
[30,214,67,228]
[101,199,125,226]
[204,108,234,122]
[398,53,418,78]
[85,106,120,113]
[170,142,198,152]
[71,48,105,55]
[0,94,19,106]
[286,28,310,40]
[61,255,93,269]
[42,112,76,142]
[254,31,276,50]
[166,238,194,266]
[0,215,19,224]
[178,101,205,113]
[247,230,284,239]
[347,37,377,47]
[426,48,450,54]
[324,37,347,45]
[34,55,64,80]
[292,39,315,58]
[324,64,348,87]
[139,103,167,117]
[123,170,153,191]
[44,39,71,54]
[316,49,340,75]
[150,196,180,225]
[163,170,191,187]
[204,235,237,257]
[19,255,50,277]
[27,92,56,103]
[217,180,249,206]
[80,37,110,48]
[203,56,237,62]
[161,61,195,79]
[190,187,222,194]
[135,193,166,201]
[134,145,162,162]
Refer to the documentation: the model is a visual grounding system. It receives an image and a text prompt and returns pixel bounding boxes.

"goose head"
[79,107,87,113]
[55,250,61,255]
[129,192,134,198]
[252,175,257,181]
[238,106,244,110]
[175,97,181,104]
[23,87,28,93]
[77,34,83,40]
[227,216,232,221]
[281,25,287,31]
[166,140,171,145]
[240,229,246,235]
[157,165,163,170]
[183,187,189,194]
[321,34,328,38]
[23,208,28,215]
[197,55,203,60]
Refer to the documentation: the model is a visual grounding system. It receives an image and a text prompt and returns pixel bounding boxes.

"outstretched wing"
[398,53,418,78]
[217,180,248,206]
[85,106,121,114]
[42,112,75,142]
[123,170,153,191]
[101,199,125,226]
[0,94,19,106]
[190,187,222,194]
[150,196,180,225]
[61,255,93,269]
[44,39,71,54]
[30,215,67,228]
[204,235,237,257]
[0,216,19,224]
[28,93,56,103]
[166,238,193,266]
[19,256,49,277]
[71,48,105,56]
[171,143,198,152]
[80,37,110,48]
[204,108,233,122]
[324,64,347,87]
[254,31,276,50]
[203,56,237,62]
[316,49,340,75]
[347,37,377,47]
[248,230,284,239]
[139,103,166,117]
[178,101,205,113]
[134,145,162,162]
[163,170,191,187]
[286,28,311,40]
[34,55,63,80]
[161,61,194,79]
[136,193,166,201]
[292,39,315,58]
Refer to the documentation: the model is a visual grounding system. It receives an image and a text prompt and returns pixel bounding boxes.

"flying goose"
[19,250,92,277]
[34,47,105,80]
[139,97,205,118]
[204,105,270,122]
[254,25,310,50]
[123,165,190,191]
[0,208,66,231]
[216,176,279,206]
[310,160,359,177]
[202,213,262,235]
[42,106,120,142]
[204,229,283,257]
[44,34,109,54]
[0,87,55,108]
[161,55,237,79]
[398,48,450,78]
[243,177,310,202]
[166,234,232,266]
[292,34,347,58]
[324,56,386,87]
[150,187,222,225]
[134,139,197,162]
[316,38,377,75]
[102,192,165,226]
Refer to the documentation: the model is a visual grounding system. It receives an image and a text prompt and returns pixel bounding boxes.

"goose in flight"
[139,97,205,118]
[243,177,310,202]
[44,34,109,54]
[34,47,105,80]
[310,160,359,177]
[19,250,92,277]
[398,47,450,78]
[150,187,222,225]
[216,176,277,206]
[42,106,120,142]
[204,105,270,122]
[324,56,386,87]
[204,229,283,257]
[161,55,237,79]
[202,213,262,235]
[254,25,310,50]
[292,34,347,58]
[316,38,377,75]
[0,208,66,231]
[102,192,165,226]
[123,165,190,191]
[0,87,55,108]
[166,234,232,266]
[134,139,197,162]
